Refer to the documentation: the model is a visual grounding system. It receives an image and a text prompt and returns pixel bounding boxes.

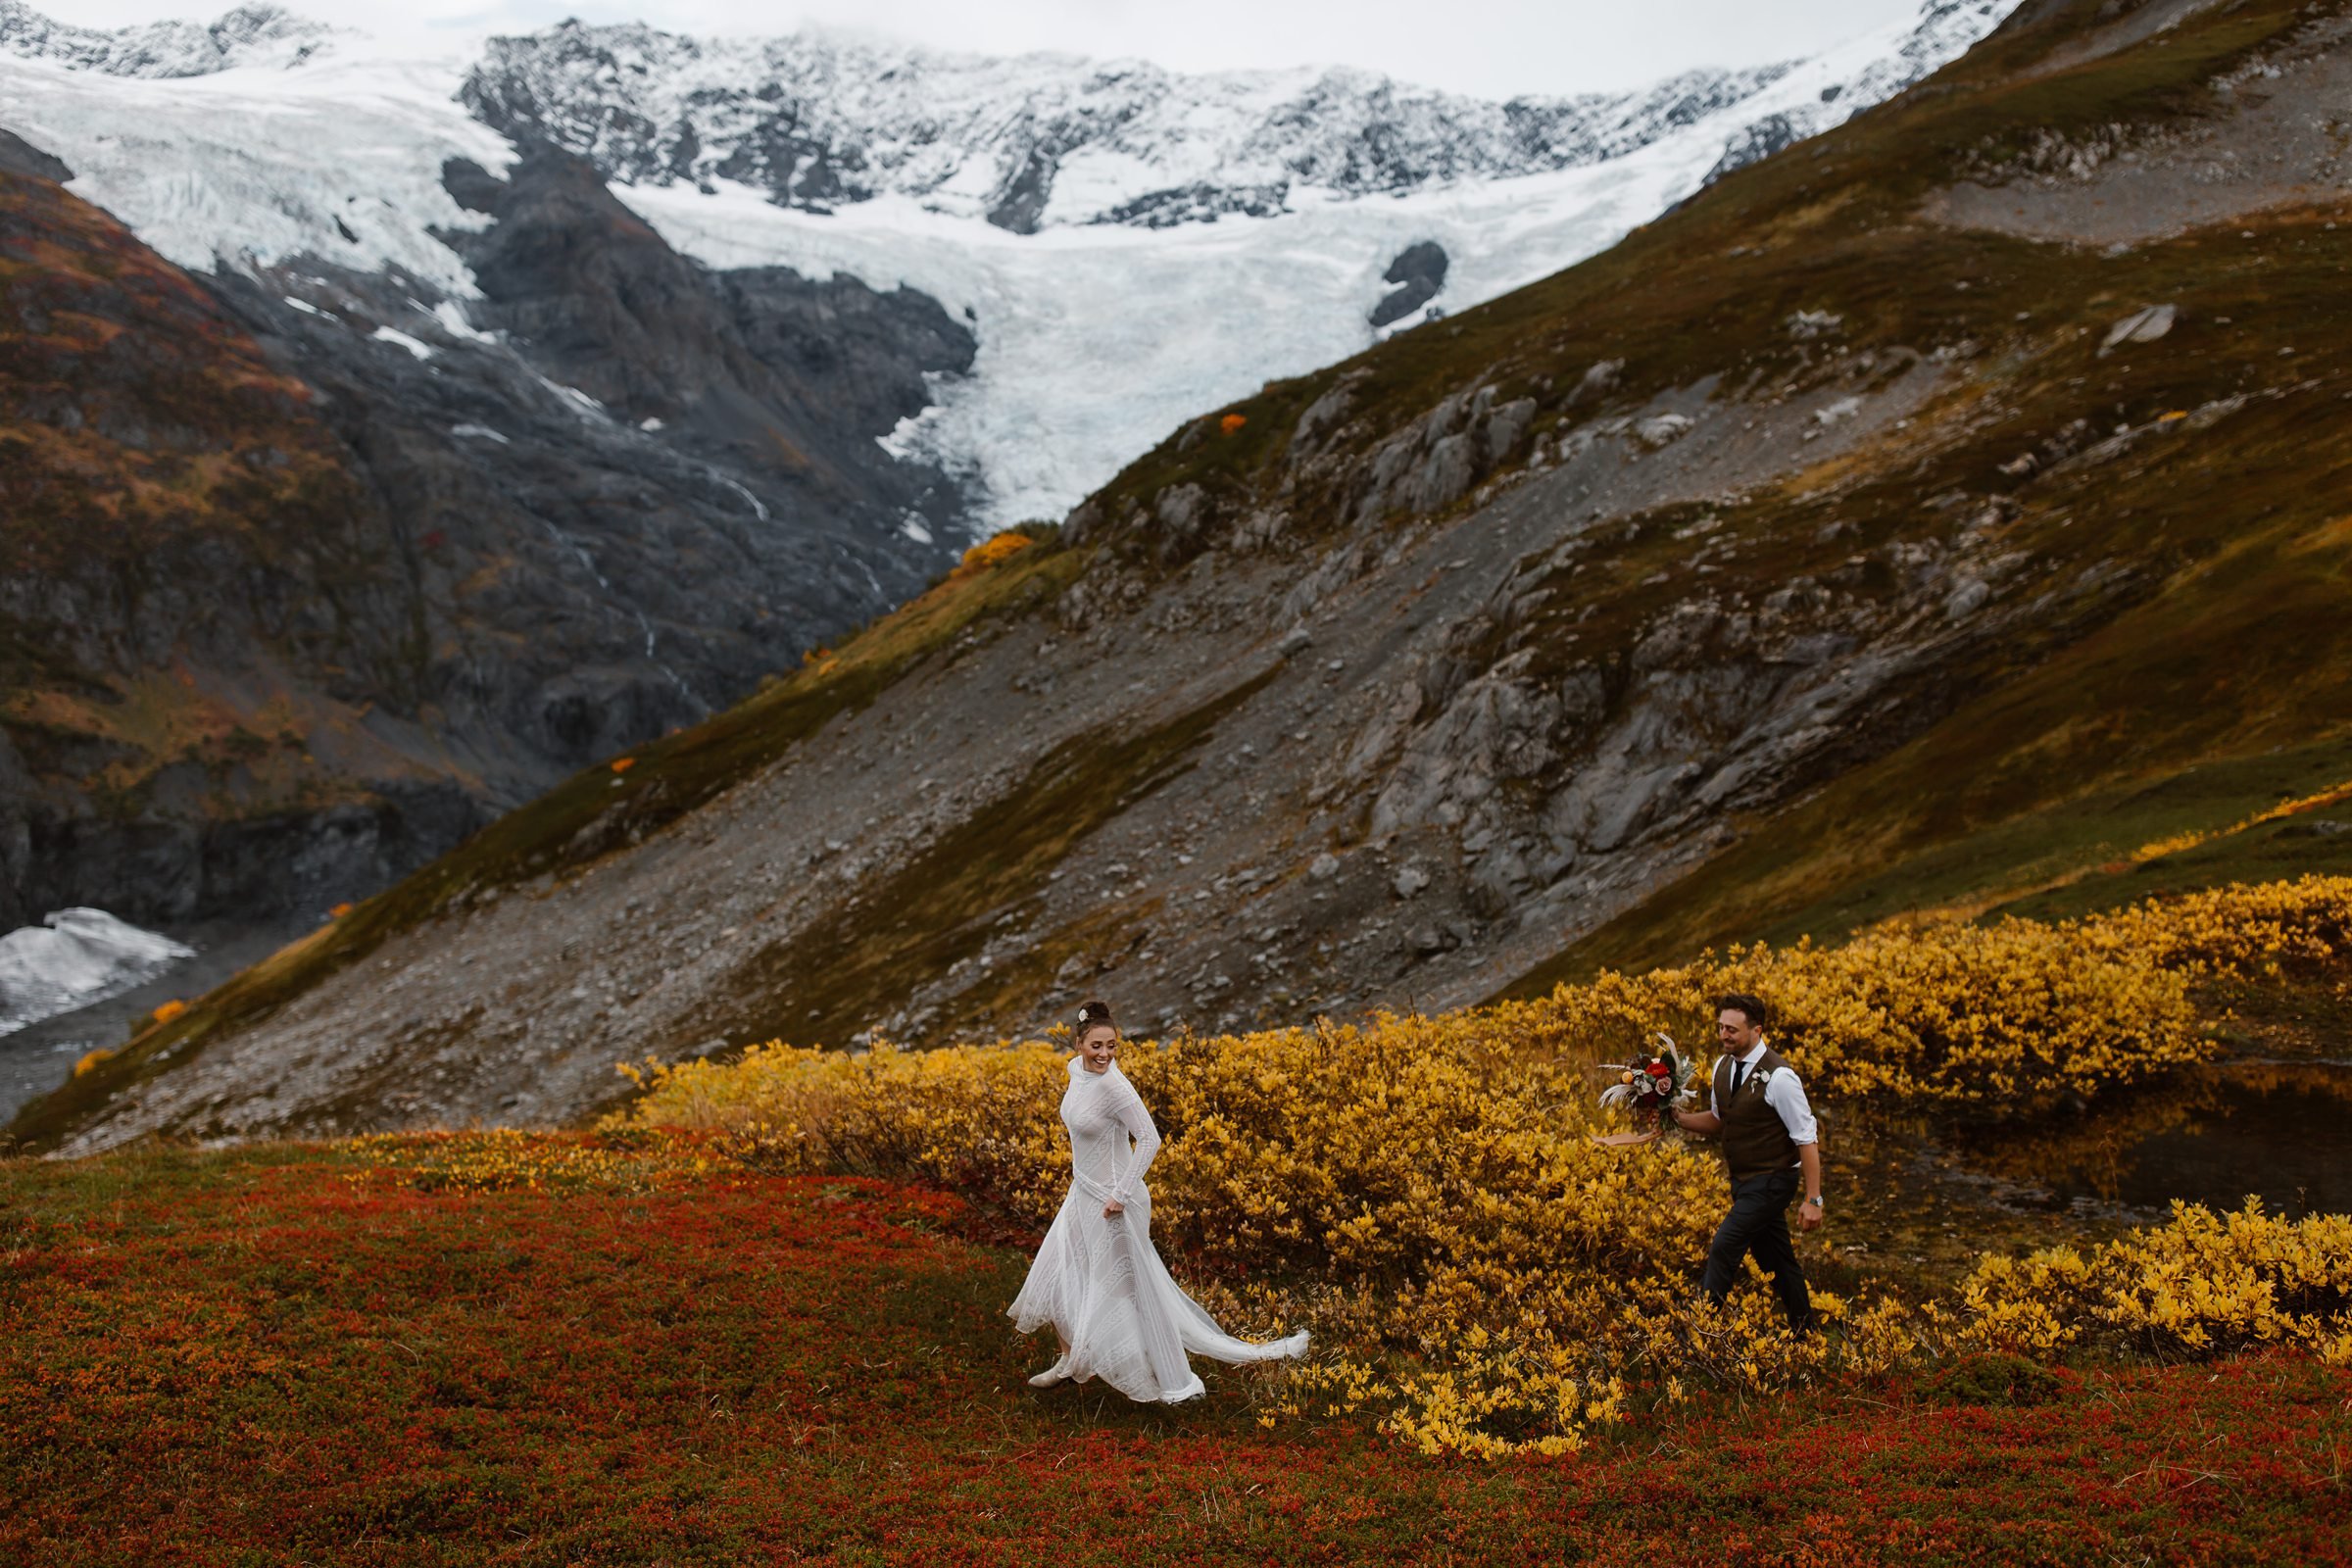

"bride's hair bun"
[1075,999,1115,1031]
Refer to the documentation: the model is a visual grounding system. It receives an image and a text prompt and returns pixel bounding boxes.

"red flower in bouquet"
[1596,1035,1700,1130]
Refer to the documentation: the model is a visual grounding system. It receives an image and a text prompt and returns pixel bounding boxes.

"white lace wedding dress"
[1008,1055,1308,1402]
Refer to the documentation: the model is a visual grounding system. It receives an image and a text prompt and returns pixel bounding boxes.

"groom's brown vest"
[1714,1048,1798,1183]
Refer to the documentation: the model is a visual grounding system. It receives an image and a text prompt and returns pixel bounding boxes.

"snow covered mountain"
[459,28,1802,233]
[2,1,2022,529]
[0,0,337,77]
[457,4,2012,235]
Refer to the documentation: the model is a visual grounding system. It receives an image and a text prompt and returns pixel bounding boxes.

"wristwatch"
[1802,1195,1823,1209]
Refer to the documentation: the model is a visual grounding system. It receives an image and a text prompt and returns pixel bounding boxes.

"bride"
[1009,999,1307,1401]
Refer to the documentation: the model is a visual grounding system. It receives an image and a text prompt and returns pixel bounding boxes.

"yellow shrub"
[1492,912,2208,1106]
[2082,874,2352,976]
[619,1040,1071,1227]
[957,531,1034,574]
[1963,1200,2352,1358]
[614,874,2352,1455]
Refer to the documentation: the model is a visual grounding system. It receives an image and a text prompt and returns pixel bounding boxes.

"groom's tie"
[1730,1058,1749,1102]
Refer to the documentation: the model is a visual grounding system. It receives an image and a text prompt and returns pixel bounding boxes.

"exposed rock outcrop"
[1369,240,1448,328]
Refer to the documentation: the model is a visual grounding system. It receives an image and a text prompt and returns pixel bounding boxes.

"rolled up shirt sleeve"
[1764,1067,1819,1146]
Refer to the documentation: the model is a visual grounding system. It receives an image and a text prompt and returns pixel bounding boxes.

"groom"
[1669,993,1822,1332]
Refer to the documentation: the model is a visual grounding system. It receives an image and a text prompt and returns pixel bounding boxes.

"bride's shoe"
[1027,1355,1072,1388]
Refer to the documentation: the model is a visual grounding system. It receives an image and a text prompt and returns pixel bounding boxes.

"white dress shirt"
[1719,1038,1818,1150]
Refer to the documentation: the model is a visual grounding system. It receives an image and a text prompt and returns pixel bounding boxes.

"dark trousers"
[1699,1168,1814,1332]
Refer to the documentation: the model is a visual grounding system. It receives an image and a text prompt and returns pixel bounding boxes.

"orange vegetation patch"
[0,1139,2345,1565]
[957,531,1035,574]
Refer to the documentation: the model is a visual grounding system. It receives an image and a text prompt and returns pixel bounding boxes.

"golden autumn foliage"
[957,532,1035,574]
[2132,778,2352,862]
[1218,413,1248,435]
[1963,1200,2352,1365]
[150,1000,188,1024]
[617,875,2352,1453]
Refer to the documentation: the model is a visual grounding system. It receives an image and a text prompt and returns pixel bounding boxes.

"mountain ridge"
[460,6,2017,235]
[0,0,336,77]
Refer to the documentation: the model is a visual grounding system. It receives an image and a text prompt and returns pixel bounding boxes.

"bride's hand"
[1102,1199,1125,1218]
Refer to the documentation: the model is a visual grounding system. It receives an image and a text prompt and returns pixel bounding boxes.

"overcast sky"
[56,0,1933,97]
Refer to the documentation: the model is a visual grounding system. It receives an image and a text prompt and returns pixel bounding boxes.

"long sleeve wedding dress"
[1008,1055,1307,1402]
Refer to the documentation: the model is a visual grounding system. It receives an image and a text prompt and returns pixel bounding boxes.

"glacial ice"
[0,909,195,1038]
[0,2,2021,533]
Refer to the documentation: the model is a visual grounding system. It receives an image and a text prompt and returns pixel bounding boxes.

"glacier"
[0,910,195,1038]
[0,0,2023,531]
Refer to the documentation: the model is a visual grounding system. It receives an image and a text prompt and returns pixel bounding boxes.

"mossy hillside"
[4,537,1091,1152]
[1828,738,2352,939]
[0,163,408,821]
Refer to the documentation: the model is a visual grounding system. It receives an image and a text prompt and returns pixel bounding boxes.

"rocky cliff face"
[23,0,2350,1156]
[0,125,975,933]
[0,147,454,933]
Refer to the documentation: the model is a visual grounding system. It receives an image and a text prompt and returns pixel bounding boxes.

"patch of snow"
[637,416,664,431]
[533,373,606,419]
[370,323,433,359]
[901,515,934,546]
[281,293,330,317]
[431,298,495,342]
[0,908,194,1038]
[717,476,770,521]
[451,422,508,442]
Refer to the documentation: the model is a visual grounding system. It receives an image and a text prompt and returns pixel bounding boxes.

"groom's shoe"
[1027,1356,1072,1388]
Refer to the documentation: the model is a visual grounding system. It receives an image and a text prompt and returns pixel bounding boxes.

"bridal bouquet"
[1594,1034,1699,1139]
